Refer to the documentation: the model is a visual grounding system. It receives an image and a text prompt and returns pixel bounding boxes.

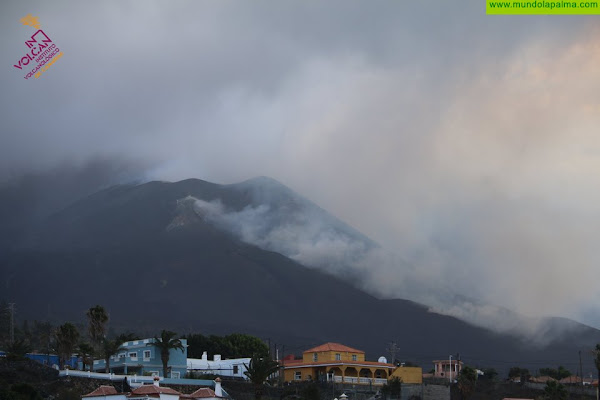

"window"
[295,371,302,381]
[352,355,357,361]
[143,350,151,360]
[129,352,138,361]
[313,353,318,361]
[171,371,180,379]
[335,353,341,361]
[233,365,239,374]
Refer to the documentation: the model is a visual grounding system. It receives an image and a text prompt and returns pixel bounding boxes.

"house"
[183,379,226,400]
[389,366,423,384]
[529,376,555,384]
[83,385,126,400]
[282,342,395,386]
[432,359,463,380]
[82,377,226,400]
[187,352,250,379]
[558,375,577,384]
[92,338,188,378]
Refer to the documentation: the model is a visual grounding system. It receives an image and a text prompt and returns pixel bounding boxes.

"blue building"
[92,338,188,379]
[0,351,77,369]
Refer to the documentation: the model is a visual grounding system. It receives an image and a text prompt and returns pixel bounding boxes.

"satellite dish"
[378,356,387,363]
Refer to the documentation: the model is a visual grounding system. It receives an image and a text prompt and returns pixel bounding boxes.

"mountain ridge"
[1,176,598,374]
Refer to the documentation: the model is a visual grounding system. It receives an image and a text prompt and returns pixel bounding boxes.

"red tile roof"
[559,376,582,384]
[304,343,364,354]
[282,359,393,368]
[529,376,556,383]
[83,386,120,397]
[130,385,181,397]
[190,388,219,398]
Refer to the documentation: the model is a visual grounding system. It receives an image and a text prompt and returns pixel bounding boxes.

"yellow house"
[282,343,395,386]
[389,366,423,384]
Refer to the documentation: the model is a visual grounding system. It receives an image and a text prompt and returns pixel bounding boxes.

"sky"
[1,1,600,329]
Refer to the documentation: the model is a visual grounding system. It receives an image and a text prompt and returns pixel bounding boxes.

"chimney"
[214,378,222,397]
[214,354,221,361]
[202,351,208,361]
[153,376,160,387]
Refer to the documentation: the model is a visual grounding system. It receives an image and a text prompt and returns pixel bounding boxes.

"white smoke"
[176,194,581,343]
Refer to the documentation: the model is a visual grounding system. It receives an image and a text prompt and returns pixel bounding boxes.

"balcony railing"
[330,375,388,386]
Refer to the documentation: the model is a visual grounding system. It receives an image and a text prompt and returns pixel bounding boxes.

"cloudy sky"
[1,1,600,328]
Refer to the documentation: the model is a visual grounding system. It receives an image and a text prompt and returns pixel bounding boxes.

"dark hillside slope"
[1,178,598,373]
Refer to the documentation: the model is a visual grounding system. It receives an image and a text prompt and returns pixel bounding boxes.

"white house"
[187,352,250,380]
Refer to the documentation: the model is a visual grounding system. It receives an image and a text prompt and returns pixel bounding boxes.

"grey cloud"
[1,1,600,330]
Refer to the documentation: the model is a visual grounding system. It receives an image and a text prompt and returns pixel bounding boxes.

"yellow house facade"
[282,343,398,386]
[389,366,423,384]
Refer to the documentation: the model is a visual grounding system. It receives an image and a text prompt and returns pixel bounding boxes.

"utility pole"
[8,303,15,345]
[579,350,583,395]
[279,344,285,387]
[386,342,399,365]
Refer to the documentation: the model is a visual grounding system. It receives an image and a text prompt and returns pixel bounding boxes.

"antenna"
[386,341,399,365]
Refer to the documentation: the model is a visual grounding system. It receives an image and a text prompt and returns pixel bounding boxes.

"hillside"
[0,178,598,373]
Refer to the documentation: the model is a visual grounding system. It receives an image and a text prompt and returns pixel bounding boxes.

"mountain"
[1,177,598,374]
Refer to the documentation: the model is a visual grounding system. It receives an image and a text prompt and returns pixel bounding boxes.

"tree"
[508,366,529,383]
[32,321,54,352]
[243,354,279,400]
[544,380,567,400]
[77,342,95,371]
[184,333,269,359]
[100,338,124,373]
[6,338,31,361]
[153,330,185,378]
[457,366,477,400]
[381,377,402,399]
[479,368,498,381]
[226,333,270,358]
[55,323,80,369]
[86,305,108,349]
[115,332,139,343]
[508,367,521,378]
[540,366,571,380]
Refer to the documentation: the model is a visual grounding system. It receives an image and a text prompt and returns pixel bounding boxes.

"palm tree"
[77,342,95,371]
[152,330,185,378]
[86,305,108,350]
[55,323,80,369]
[6,339,31,361]
[33,321,54,366]
[243,354,279,400]
[100,338,124,373]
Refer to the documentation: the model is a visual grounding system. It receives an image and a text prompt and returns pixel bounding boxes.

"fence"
[58,370,216,386]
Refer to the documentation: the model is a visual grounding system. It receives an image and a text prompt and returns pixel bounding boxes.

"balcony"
[331,376,387,386]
